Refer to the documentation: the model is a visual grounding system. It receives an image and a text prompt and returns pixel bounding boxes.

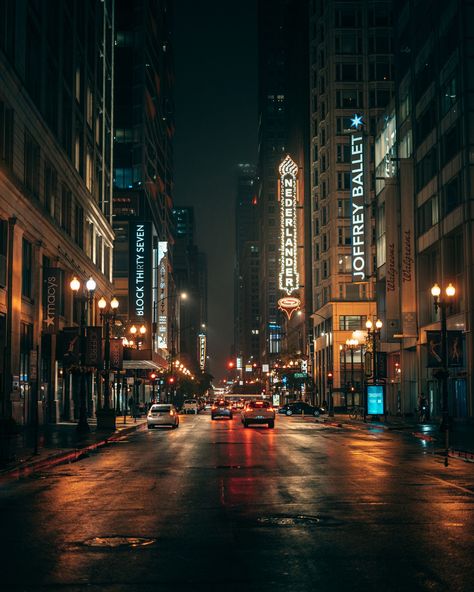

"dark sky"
[173,1,258,380]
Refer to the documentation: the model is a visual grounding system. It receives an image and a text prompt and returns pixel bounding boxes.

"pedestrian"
[417,392,428,423]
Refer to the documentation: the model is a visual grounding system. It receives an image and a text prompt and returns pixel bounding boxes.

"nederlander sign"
[129,220,152,321]
[350,132,366,282]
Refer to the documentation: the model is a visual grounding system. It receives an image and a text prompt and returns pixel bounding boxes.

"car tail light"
[268,407,274,412]
[169,410,175,416]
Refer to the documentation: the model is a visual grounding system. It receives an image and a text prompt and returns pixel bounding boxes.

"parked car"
[211,400,233,420]
[183,399,199,414]
[147,404,179,429]
[278,404,291,415]
[285,401,322,417]
[241,400,275,428]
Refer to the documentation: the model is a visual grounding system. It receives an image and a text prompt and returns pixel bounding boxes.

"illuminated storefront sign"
[278,155,301,318]
[198,333,206,371]
[129,221,152,320]
[350,116,366,282]
[157,241,168,349]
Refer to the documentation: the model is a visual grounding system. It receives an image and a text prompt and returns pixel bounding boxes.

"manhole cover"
[215,465,242,469]
[83,536,156,548]
[257,515,321,526]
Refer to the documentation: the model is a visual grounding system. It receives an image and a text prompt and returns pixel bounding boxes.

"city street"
[1,412,474,592]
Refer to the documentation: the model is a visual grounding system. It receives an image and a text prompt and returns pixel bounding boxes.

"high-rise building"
[113,0,175,373]
[374,0,474,418]
[257,0,310,379]
[171,207,208,373]
[234,164,259,364]
[309,0,394,404]
[0,0,115,425]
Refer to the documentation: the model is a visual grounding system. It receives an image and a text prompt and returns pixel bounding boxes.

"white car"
[147,404,179,429]
[241,400,275,429]
[182,399,199,414]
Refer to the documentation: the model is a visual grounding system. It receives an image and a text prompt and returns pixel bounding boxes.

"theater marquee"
[278,155,301,319]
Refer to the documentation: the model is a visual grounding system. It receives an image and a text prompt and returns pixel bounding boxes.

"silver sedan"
[147,404,179,429]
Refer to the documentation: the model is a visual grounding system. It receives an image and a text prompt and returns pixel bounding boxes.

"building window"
[337,172,351,190]
[44,161,57,216]
[441,74,457,116]
[75,203,84,248]
[336,89,362,109]
[336,63,362,82]
[19,322,33,382]
[335,33,361,54]
[338,199,351,218]
[0,98,14,169]
[61,184,72,235]
[22,238,33,299]
[336,144,350,163]
[24,132,40,198]
[417,196,439,235]
[443,175,461,215]
[339,315,367,331]
[0,218,7,287]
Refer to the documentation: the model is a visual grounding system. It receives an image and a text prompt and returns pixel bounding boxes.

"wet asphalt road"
[1,412,474,592]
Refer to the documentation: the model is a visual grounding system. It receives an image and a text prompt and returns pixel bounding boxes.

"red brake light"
[268,407,274,412]
[169,410,174,416]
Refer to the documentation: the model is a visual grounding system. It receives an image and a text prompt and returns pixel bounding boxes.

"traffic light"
[327,371,333,385]
[168,376,175,384]
[150,372,156,381]
[227,360,235,369]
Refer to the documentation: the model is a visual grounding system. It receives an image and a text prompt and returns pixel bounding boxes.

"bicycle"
[349,405,364,420]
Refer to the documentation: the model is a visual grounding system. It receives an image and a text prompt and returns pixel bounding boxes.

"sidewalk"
[0,415,147,479]
[318,413,474,461]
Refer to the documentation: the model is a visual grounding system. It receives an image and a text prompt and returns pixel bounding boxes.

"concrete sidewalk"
[0,415,147,479]
[318,413,474,461]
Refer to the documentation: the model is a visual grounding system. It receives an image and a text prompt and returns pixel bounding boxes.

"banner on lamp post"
[85,326,103,368]
[109,338,124,370]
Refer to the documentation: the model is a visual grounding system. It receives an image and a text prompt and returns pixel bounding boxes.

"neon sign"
[278,155,299,295]
[350,130,366,281]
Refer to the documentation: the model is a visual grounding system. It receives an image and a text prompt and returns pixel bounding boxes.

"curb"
[318,417,474,463]
[0,421,146,480]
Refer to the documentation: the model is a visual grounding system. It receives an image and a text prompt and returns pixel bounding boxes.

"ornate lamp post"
[431,282,456,466]
[365,318,383,382]
[69,276,96,432]
[97,296,119,429]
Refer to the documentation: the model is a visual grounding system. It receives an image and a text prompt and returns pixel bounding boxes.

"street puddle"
[83,536,156,549]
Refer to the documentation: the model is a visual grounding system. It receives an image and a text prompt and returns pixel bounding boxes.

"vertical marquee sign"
[129,220,152,322]
[350,114,367,282]
[157,241,168,349]
[43,268,63,333]
[278,155,301,320]
[198,333,206,372]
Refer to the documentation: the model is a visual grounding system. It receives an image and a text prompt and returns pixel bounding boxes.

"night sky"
[174,1,258,380]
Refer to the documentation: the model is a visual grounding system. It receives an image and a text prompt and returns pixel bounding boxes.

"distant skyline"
[173,0,258,380]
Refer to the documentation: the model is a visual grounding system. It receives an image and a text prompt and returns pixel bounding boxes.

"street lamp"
[69,276,97,432]
[431,282,456,466]
[366,318,383,382]
[97,296,119,429]
[345,338,359,404]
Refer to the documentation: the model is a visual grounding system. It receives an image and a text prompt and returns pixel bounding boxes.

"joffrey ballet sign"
[350,122,367,282]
